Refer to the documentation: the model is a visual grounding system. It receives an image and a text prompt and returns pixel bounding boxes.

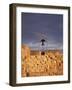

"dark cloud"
[21,12,63,50]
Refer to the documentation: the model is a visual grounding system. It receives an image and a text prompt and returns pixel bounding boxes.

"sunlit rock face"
[21,45,63,77]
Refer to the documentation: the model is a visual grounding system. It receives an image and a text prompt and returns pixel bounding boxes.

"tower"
[40,39,46,55]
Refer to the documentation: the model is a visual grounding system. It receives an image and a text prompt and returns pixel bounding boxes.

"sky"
[21,12,63,50]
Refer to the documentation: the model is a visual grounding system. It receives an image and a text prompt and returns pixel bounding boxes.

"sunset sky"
[21,12,63,50]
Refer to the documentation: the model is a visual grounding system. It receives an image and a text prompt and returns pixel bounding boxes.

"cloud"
[26,41,63,50]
